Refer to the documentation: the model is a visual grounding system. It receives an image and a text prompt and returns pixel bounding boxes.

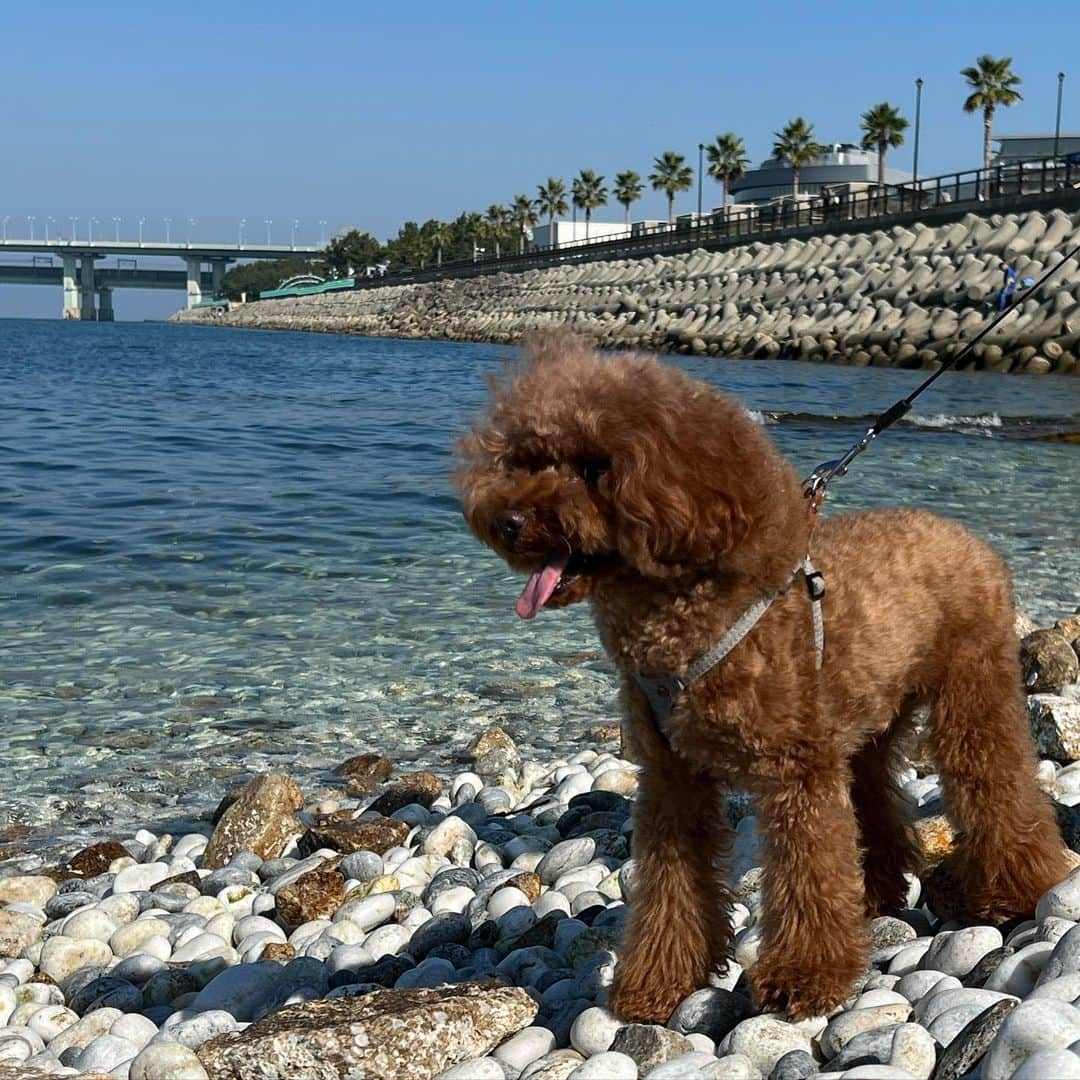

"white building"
[531,220,628,249]
[994,133,1080,161]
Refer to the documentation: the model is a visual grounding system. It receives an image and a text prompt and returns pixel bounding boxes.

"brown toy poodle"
[456,333,1067,1021]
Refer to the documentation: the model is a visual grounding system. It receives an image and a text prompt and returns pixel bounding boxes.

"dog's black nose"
[495,510,527,542]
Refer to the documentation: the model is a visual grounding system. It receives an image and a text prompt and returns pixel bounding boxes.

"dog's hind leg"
[927,631,1069,921]
[608,719,734,1024]
[851,710,921,915]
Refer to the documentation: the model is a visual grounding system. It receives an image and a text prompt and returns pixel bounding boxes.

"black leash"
[804,239,1080,502]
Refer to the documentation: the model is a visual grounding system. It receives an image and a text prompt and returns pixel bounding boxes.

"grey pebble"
[770,1049,819,1080]
[932,998,1018,1080]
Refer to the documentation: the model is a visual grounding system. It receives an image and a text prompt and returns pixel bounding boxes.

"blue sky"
[3,0,1077,319]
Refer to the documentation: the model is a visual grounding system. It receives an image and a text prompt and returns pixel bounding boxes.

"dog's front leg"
[609,723,734,1024]
[749,758,869,1019]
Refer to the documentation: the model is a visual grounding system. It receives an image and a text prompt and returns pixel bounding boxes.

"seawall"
[173,206,1080,374]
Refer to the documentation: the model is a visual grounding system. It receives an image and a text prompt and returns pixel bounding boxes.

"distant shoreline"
[174,205,1080,376]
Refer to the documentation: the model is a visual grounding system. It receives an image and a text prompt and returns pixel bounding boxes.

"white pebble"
[568,1051,638,1079]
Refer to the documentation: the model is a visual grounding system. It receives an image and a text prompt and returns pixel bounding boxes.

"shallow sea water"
[1,320,1078,854]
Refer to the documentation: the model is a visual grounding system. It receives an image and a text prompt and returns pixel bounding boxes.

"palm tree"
[573,169,608,239]
[571,176,584,228]
[485,204,509,259]
[535,178,568,249]
[772,118,824,198]
[859,103,909,191]
[649,151,694,224]
[613,170,643,228]
[425,220,452,268]
[962,54,1023,190]
[510,194,538,254]
[462,211,485,262]
[704,133,750,208]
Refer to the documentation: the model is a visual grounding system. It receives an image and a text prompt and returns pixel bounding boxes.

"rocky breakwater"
[0,610,1079,1077]
[175,207,1080,373]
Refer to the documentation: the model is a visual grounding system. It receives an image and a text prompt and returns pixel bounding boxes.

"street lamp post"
[697,142,705,222]
[188,218,196,244]
[291,219,299,249]
[238,219,246,246]
[164,218,172,243]
[318,220,327,246]
[89,217,99,243]
[46,217,54,242]
[1055,71,1066,160]
[113,217,121,242]
[138,217,145,245]
[69,217,77,242]
[1,216,7,243]
[913,77,924,189]
[28,215,36,241]
[264,219,272,245]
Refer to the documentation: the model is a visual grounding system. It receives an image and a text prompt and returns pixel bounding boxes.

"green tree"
[859,103,909,189]
[324,230,383,278]
[219,256,324,301]
[613,170,643,228]
[510,194,538,254]
[573,170,608,239]
[649,151,694,224]
[536,178,568,249]
[462,212,485,261]
[962,54,1023,184]
[422,219,453,268]
[385,221,430,269]
[704,133,750,207]
[485,204,510,258]
[772,118,824,198]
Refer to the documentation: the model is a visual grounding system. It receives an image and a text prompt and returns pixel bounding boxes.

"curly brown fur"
[456,333,1068,1021]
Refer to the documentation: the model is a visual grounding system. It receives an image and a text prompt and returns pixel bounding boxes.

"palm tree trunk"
[722,172,728,208]
[878,140,886,189]
[437,246,443,268]
[519,229,525,255]
[585,209,590,240]
[495,238,501,259]
[983,106,994,196]
[667,192,674,225]
[549,212,556,250]
[624,203,630,229]
[792,167,799,199]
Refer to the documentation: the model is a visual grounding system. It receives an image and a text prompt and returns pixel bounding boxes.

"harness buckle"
[635,673,686,730]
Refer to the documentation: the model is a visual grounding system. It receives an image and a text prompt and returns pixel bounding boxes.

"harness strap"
[635,558,825,741]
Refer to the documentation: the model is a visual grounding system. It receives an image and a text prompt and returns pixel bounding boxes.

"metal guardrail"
[348,156,1079,290]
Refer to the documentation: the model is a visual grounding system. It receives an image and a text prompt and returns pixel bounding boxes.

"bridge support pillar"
[210,259,227,297]
[185,257,203,308]
[79,256,97,320]
[97,287,114,322]
[62,255,80,319]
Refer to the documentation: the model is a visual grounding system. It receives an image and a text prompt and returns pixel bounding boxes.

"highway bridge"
[0,238,322,319]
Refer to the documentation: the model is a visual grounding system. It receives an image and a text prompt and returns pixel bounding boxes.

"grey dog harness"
[634,558,825,737]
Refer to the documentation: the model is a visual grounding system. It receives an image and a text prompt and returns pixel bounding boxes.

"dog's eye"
[577,458,609,489]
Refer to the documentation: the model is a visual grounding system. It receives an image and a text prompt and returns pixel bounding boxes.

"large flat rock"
[198,981,537,1079]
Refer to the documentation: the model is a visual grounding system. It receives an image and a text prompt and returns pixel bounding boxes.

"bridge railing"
[348,155,1079,290]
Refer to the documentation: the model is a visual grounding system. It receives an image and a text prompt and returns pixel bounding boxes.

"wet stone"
[367,771,444,815]
[299,817,410,856]
[62,842,131,880]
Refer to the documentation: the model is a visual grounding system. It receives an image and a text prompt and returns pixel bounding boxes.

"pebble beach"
[0,612,1077,1079]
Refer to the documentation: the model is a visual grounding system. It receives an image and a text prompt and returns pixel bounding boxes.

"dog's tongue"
[516,552,570,620]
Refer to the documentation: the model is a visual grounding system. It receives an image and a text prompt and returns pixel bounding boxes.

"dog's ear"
[602,414,753,576]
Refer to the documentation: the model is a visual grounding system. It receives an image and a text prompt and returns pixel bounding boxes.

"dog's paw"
[750,956,858,1020]
[608,975,685,1025]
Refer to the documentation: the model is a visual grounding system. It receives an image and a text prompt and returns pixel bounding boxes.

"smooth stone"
[911,987,1014,1027]
[110,1012,159,1050]
[820,1005,912,1058]
[888,1023,937,1080]
[494,1026,558,1071]
[333,892,397,930]
[983,941,1055,995]
[27,1004,78,1043]
[1011,1048,1080,1078]
[894,971,961,1004]
[646,1051,735,1077]
[111,863,171,894]
[129,1042,209,1079]
[922,926,1003,978]
[701,1052,759,1079]
[537,839,596,885]
[407,913,471,959]
[167,1009,240,1049]
[668,988,752,1043]
[38,936,113,987]
[74,1032,138,1072]
[982,999,1080,1080]
[771,1048,818,1080]
[110,918,171,958]
[1038,870,1080,922]
[569,1006,622,1056]
[567,1051,639,1079]
[720,1016,815,1076]
[0,876,57,906]
[609,1025,694,1072]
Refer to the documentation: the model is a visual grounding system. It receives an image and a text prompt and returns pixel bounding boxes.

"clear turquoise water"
[1,320,1078,853]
